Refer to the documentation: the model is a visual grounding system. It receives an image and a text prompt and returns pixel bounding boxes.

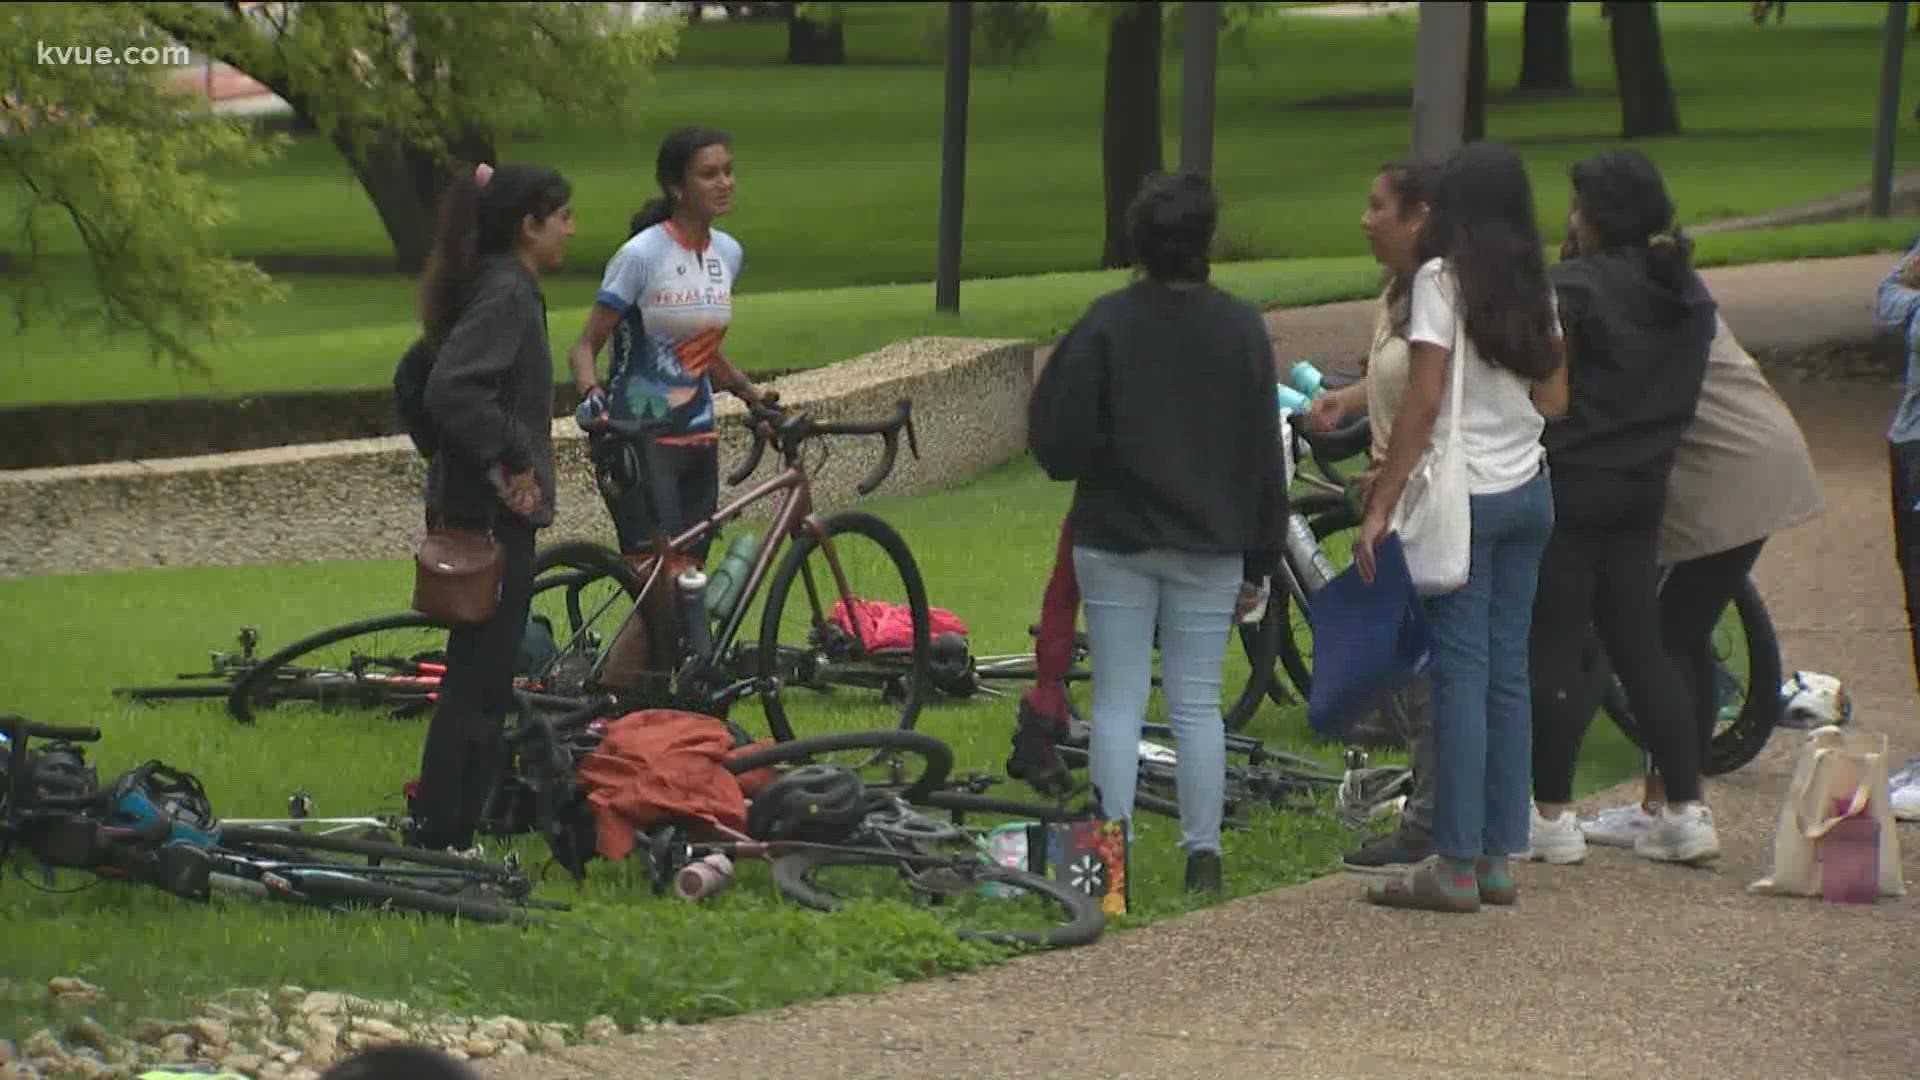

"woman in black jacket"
[1525,149,1721,867]
[1028,172,1285,894]
[411,161,576,853]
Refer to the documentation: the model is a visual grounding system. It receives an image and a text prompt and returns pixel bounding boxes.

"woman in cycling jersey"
[568,126,765,565]
[1306,158,1443,876]
[1568,313,1822,851]
[1525,149,1721,866]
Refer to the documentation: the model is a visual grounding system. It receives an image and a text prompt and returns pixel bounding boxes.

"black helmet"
[928,632,977,698]
[22,743,99,806]
[746,765,868,843]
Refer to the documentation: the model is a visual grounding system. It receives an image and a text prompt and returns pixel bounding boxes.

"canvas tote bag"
[1388,288,1471,595]
[1749,726,1906,900]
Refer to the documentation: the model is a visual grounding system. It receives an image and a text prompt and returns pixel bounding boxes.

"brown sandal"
[1365,862,1481,913]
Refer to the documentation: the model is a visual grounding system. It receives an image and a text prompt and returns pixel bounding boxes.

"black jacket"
[1545,250,1716,527]
[423,255,556,530]
[1029,279,1285,579]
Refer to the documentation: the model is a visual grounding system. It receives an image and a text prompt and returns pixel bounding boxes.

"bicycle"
[526,392,935,743]
[1276,377,1785,775]
[491,697,1102,948]
[0,714,552,924]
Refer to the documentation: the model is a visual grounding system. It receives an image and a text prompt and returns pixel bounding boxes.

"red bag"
[829,599,968,653]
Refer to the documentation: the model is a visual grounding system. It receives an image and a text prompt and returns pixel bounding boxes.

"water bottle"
[1288,360,1326,399]
[674,852,735,901]
[676,568,715,663]
[706,534,760,622]
[1276,384,1312,413]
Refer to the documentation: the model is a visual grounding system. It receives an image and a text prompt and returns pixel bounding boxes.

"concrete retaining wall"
[0,337,1033,579]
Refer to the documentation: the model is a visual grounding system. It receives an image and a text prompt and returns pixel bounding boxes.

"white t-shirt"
[1405,257,1558,495]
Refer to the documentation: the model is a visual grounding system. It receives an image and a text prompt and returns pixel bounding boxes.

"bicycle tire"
[290,871,524,925]
[769,848,1104,950]
[724,728,952,805]
[1602,576,1783,777]
[224,611,452,725]
[1273,509,1340,706]
[1224,607,1279,732]
[757,511,931,742]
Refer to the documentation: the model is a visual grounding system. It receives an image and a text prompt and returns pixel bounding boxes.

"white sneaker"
[1891,758,1920,822]
[1524,805,1588,864]
[1579,804,1658,848]
[1634,803,1721,864]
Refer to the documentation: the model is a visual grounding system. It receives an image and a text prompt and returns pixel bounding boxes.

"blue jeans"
[1422,469,1555,861]
[1072,545,1241,854]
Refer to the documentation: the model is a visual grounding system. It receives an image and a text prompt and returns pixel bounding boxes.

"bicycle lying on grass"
[487,696,1105,948]
[0,714,554,925]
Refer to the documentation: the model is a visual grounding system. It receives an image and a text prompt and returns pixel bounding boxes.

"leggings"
[1530,521,1701,806]
[1891,439,1920,691]
[1660,539,1766,765]
[414,516,537,851]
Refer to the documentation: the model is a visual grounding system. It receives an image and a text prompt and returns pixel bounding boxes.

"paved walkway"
[482,253,1919,1080]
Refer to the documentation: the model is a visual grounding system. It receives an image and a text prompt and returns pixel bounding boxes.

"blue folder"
[1306,531,1435,739]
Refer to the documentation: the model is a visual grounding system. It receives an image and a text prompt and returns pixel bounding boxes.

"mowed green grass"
[8,214,1918,408]
[0,456,1645,1041]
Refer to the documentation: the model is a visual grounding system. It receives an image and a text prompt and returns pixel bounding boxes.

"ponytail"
[629,198,671,239]
[1641,224,1697,297]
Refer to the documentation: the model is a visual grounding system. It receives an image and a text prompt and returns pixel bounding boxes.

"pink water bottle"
[674,853,735,902]
[1819,795,1880,904]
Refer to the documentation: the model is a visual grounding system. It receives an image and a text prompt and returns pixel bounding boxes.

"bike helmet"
[106,761,217,844]
[1780,671,1851,731]
[928,632,977,698]
[745,765,868,843]
[14,743,99,805]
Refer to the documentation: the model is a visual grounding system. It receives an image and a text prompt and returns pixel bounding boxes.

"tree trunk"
[1465,1,1487,142]
[340,127,496,273]
[1609,1,1680,137]
[1517,1,1574,94]
[786,5,846,65]
[1102,2,1164,269]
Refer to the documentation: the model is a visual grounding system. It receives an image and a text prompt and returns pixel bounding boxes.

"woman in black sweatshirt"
[1525,150,1722,867]
[411,161,576,853]
[1027,173,1285,894]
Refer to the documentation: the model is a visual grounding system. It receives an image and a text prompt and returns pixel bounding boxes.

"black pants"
[1531,521,1702,805]
[1660,539,1766,766]
[602,438,721,560]
[1891,440,1920,691]
[414,516,536,851]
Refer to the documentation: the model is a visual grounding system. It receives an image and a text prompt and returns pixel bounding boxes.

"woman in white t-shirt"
[1356,142,1568,914]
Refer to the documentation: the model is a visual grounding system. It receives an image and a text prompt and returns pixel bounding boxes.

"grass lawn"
[3,1,1912,293]
[9,214,1918,409]
[0,455,1645,1042]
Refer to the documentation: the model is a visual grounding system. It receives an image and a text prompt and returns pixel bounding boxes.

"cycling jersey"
[595,221,743,446]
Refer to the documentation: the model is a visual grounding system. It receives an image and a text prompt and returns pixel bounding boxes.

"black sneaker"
[1185,850,1223,895]
[1005,702,1072,797]
[1341,823,1434,875]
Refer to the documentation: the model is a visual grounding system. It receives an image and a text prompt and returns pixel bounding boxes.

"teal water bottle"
[706,534,760,622]
[1288,360,1325,399]
[1276,383,1311,412]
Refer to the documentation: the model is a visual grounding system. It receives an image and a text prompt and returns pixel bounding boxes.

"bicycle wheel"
[770,848,1104,950]
[756,511,932,742]
[725,728,952,805]
[1602,576,1783,776]
[224,612,451,724]
[527,541,650,696]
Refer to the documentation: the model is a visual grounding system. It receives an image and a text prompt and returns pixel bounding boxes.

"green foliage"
[138,2,681,163]
[0,1,287,372]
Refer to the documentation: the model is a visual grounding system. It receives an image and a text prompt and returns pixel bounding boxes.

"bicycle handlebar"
[0,716,102,744]
[729,394,920,495]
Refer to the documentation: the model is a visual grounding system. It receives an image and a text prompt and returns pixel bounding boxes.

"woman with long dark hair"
[1028,172,1286,894]
[1357,142,1567,913]
[411,160,575,853]
[1525,149,1722,867]
[1311,159,1447,876]
[567,126,763,565]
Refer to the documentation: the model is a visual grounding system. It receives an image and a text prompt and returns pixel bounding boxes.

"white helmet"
[1779,671,1851,731]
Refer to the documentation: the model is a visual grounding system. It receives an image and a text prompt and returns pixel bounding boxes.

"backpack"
[393,337,439,458]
